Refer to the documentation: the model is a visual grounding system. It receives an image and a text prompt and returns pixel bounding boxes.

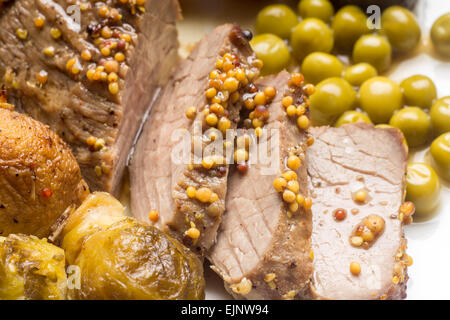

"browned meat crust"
[0,0,180,193]
[130,24,260,254]
[209,71,313,299]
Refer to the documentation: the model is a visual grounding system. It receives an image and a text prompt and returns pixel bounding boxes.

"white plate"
[177,0,450,300]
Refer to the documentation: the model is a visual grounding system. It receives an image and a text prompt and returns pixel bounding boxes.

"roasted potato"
[0,234,67,300]
[0,108,89,237]
[60,192,205,300]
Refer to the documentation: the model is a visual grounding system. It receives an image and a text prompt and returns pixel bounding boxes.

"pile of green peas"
[251,0,450,217]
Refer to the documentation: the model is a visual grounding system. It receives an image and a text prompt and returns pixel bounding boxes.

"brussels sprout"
[61,192,205,300]
[0,234,67,300]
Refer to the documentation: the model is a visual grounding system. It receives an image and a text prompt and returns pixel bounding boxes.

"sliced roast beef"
[209,71,313,299]
[306,123,412,300]
[130,24,261,253]
[0,0,180,193]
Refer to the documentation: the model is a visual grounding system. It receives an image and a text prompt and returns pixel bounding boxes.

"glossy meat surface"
[0,0,180,193]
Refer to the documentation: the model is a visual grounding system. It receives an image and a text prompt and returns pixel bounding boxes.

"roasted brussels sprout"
[0,234,67,300]
[60,192,205,300]
[381,6,421,53]
[0,108,89,238]
[255,4,298,39]
[291,18,334,62]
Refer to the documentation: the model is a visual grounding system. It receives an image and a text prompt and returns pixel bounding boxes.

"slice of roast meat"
[305,123,412,300]
[130,24,261,254]
[209,71,314,299]
[0,0,180,193]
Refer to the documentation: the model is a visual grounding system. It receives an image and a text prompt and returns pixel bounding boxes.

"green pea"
[250,34,291,75]
[353,34,392,73]
[298,0,334,23]
[343,63,378,87]
[332,5,370,52]
[334,110,372,127]
[301,52,343,85]
[430,132,450,181]
[359,76,403,124]
[400,75,437,109]
[309,77,357,126]
[389,107,431,148]
[406,163,441,216]
[430,96,450,135]
[431,13,450,57]
[381,6,421,52]
[291,18,334,62]
[256,4,299,39]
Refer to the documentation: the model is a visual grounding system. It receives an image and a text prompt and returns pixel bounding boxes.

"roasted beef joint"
[209,71,314,299]
[306,123,412,300]
[130,24,262,254]
[0,0,180,193]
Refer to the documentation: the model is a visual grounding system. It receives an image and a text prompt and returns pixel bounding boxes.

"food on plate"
[209,71,313,300]
[430,133,450,181]
[0,0,180,193]
[353,34,392,73]
[309,77,357,125]
[306,123,412,299]
[290,18,334,61]
[250,34,291,75]
[60,192,205,300]
[406,163,441,216]
[301,52,344,85]
[430,96,450,135]
[255,4,298,39]
[0,108,88,237]
[381,6,421,53]
[331,0,418,11]
[335,110,372,127]
[343,63,378,87]
[298,0,334,23]
[431,13,450,57]
[332,5,370,52]
[389,107,431,148]
[130,24,261,254]
[359,77,403,124]
[0,234,67,300]
[400,75,437,109]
